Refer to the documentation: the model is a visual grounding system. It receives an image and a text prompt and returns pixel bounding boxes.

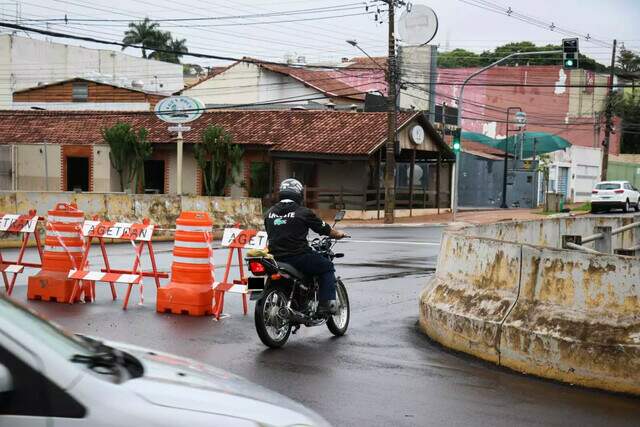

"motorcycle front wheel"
[255,288,292,348]
[327,279,350,336]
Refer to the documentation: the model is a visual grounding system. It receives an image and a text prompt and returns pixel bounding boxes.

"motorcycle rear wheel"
[327,279,350,336]
[255,288,292,348]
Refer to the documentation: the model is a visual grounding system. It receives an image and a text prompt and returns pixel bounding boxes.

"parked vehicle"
[591,181,640,213]
[248,211,350,348]
[0,295,329,426]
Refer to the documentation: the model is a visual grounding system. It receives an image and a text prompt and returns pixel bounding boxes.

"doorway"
[66,157,89,191]
[144,159,165,194]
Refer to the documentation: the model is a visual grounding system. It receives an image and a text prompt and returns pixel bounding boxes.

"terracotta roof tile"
[0,110,418,156]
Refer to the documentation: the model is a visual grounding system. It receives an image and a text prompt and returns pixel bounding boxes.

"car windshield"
[595,183,621,190]
[0,296,93,360]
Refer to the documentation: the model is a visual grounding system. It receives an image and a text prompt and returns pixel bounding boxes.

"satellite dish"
[398,4,438,46]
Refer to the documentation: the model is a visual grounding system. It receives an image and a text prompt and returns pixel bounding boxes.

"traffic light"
[452,128,461,154]
[562,38,579,69]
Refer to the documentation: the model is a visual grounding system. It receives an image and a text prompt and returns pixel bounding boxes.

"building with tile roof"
[0,109,453,213]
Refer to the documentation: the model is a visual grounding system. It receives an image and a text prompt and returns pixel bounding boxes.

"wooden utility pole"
[384,1,397,223]
[601,39,617,181]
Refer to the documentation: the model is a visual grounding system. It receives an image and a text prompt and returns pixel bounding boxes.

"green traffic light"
[453,142,461,151]
[565,59,574,67]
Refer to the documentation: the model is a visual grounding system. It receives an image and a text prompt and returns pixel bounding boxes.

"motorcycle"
[246,211,350,348]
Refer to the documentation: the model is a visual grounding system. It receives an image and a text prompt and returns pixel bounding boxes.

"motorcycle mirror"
[334,210,346,222]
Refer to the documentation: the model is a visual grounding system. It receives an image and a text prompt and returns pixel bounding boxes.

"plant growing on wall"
[101,122,152,192]
[194,125,243,196]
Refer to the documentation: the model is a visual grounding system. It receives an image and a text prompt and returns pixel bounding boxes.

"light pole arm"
[456,50,562,128]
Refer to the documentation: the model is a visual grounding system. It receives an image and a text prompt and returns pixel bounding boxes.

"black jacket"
[264,201,331,258]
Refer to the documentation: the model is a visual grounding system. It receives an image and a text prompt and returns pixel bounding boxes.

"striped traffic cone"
[28,203,86,303]
[156,211,214,316]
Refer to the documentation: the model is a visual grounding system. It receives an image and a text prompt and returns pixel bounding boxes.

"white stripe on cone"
[173,240,211,248]
[172,256,211,265]
[176,225,212,232]
[47,215,84,223]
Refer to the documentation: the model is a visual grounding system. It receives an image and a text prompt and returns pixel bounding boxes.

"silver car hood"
[109,340,329,427]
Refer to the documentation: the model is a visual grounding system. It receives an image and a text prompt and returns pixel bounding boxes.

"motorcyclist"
[264,178,347,315]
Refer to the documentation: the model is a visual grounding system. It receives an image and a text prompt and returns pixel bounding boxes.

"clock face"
[410,125,425,145]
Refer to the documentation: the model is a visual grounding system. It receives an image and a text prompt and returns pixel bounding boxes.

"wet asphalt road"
[6,225,640,426]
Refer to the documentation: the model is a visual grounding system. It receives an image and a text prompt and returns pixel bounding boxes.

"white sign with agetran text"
[221,228,268,250]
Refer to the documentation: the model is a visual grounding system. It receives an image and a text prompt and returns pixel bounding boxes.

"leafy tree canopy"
[438,41,606,72]
[122,18,188,64]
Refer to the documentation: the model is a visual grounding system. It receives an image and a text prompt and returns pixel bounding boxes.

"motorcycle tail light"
[614,189,624,194]
[249,261,266,275]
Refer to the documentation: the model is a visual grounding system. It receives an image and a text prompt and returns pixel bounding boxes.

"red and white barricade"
[0,210,43,295]
[68,218,168,309]
[212,227,268,319]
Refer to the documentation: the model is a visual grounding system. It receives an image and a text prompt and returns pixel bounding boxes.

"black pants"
[278,252,336,301]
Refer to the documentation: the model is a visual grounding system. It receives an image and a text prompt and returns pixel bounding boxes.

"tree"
[611,91,640,154]
[617,46,640,73]
[194,125,243,196]
[122,18,160,59]
[122,19,189,64]
[438,41,606,72]
[102,123,153,192]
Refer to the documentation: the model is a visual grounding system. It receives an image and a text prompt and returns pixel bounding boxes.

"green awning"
[461,131,571,158]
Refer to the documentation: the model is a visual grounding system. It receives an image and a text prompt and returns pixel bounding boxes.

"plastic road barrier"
[27,203,85,303]
[68,218,167,309]
[156,211,215,316]
[0,210,43,295]
[212,227,268,319]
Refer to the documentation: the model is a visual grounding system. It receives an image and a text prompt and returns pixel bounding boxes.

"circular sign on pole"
[514,111,527,130]
[398,4,439,46]
[154,96,205,124]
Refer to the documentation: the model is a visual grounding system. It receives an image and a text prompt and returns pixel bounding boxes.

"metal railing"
[562,216,640,255]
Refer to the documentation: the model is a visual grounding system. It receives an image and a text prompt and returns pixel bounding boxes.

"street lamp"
[501,107,525,209]
[345,40,386,73]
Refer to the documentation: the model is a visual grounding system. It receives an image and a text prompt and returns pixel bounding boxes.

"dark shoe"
[318,300,338,315]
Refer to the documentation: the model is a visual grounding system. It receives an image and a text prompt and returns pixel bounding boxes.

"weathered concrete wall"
[0,192,262,246]
[420,216,640,395]
[467,215,640,252]
[420,227,521,363]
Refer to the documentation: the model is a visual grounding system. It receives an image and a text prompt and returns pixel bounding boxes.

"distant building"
[0,34,183,107]
[11,77,166,111]
[435,65,622,203]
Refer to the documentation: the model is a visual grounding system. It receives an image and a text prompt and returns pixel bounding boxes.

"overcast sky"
[2,0,639,67]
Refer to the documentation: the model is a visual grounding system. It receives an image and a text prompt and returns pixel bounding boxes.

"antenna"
[398,3,438,46]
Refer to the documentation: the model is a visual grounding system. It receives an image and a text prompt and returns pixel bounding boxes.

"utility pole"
[384,0,398,224]
[601,39,617,182]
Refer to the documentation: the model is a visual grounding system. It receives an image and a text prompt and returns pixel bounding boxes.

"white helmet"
[279,178,304,203]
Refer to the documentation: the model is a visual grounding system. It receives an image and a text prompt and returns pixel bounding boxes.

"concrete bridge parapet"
[419,215,640,395]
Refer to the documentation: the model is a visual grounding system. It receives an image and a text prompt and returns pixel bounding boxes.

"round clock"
[409,125,425,145]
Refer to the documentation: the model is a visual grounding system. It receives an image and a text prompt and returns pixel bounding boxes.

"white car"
[591,180,640,213]
[0,295,330,427]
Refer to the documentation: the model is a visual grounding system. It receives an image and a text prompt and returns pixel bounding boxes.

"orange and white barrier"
[213,227,267,319]
[68,218,166,309]
[156,211,215,316]
[0,210,43,295]
[27,203,85,303]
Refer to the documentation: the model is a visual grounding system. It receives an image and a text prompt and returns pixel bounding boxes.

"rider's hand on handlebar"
[330,229,349,239]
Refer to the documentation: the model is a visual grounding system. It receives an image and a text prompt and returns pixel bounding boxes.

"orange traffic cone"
[156,211,214,316]
[28,203,86,303]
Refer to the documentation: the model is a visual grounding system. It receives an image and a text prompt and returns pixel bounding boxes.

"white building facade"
[0,35,183,107]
